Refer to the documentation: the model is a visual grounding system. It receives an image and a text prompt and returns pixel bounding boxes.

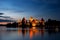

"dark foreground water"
[0,27,60,40]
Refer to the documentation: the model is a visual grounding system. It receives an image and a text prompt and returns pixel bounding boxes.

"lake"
[0,27,60,40]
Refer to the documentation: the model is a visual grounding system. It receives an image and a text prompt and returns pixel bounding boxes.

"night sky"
[0,0,60,20]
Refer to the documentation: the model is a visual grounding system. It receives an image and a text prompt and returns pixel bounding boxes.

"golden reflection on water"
[29,28,39,39]
[18,29,21,36]
[0,27,60,40]
[17,27,45,39]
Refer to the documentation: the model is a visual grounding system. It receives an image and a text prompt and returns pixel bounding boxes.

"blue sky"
[0,0,60,20]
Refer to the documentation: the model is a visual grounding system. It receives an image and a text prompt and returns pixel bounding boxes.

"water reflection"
[0,27,60,40]
[17,28,46,40]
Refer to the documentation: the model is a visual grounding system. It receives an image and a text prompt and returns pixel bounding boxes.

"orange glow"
[35,20,39,23]
[29,30,33,39]
[32,19,37,27]
[32,23,36,27]
[32,27,36,29]
[18,29,21,36]
[29,29,39,39]
[0,22,13,25]
[29,17,33,22]
[17,19,21,22]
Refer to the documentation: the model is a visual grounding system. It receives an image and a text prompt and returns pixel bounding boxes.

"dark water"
[0,27,60,40]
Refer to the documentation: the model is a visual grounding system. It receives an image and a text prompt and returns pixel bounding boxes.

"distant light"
[29,17,33,22]
[32,23,36,27]
[32,27,36,29]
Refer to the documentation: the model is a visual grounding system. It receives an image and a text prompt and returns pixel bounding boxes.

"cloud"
[0,16,10,18]
[0,15,14,20]
[0,13,4,15]
[0,16,16,22]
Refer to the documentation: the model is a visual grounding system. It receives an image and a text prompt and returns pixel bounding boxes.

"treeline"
[6,22,18,28]
[45,19,60,29]
[0,17,60,30]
